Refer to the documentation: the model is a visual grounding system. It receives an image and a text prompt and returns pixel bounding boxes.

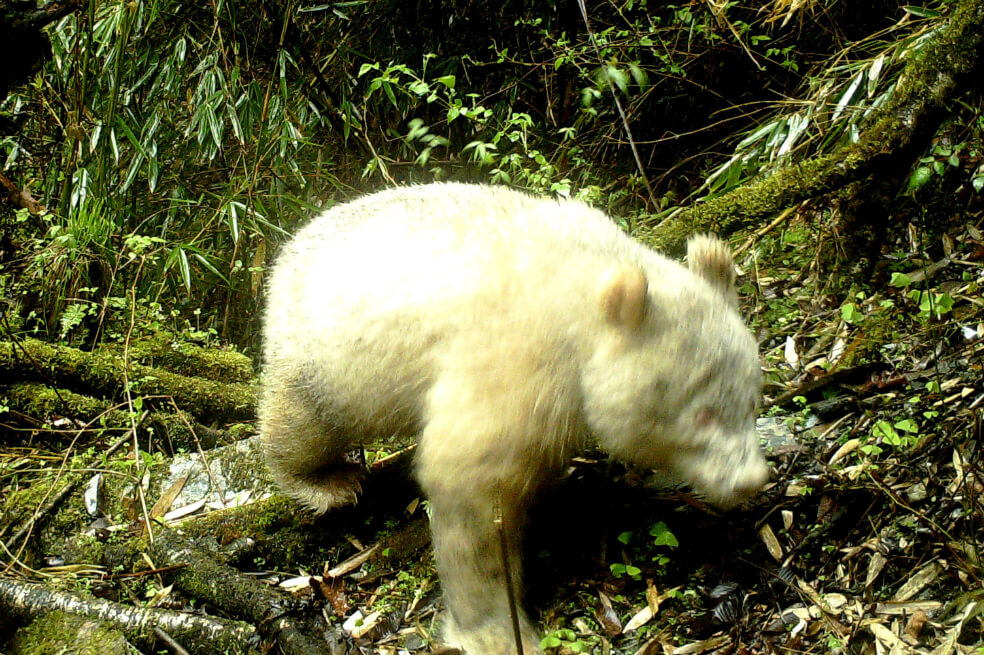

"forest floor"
[1,213,982,655]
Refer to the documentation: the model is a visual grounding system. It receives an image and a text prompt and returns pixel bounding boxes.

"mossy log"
[11,611,130,655]
[0,578,259,655]
[0,338,255,424]
[638,0,984,254]
[148,528,331,655]
[3,382,233,450]
[97,332,254,384]
[170,451,419,571]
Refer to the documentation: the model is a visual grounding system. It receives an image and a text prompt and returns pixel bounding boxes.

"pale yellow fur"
[259,183,768,654]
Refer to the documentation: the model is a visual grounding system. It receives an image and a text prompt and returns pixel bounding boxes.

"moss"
[224,422,255,443]
[637,0,984,254]
[0,338,256,423]
[5,383,113,423]
[100,332,254,384]
[174,494,320,569]
[11,611,128,655]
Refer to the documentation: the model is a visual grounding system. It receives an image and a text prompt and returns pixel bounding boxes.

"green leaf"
[59,303,89,339]
[894,419,918,433]
[629,63,649,90]
[408,80,430,96]
[903,5,943,18]
[177,248,192,292]
[907,166,932,192]
[934,293,954,316]
[192,253,231,284]
[435,75,456,89]
[872,420,898,441]
[383,82,397,108]
[617,531,632,545]
[650,521,679,547]
[889,272,912,287]
[841,302,862,324]
[605,65,630,94]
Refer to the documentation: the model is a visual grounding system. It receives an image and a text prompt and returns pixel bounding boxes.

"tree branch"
[638,0,984,254]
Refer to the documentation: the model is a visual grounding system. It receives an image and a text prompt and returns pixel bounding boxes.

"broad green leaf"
[605,65,630,94]
[650,521,679,547]
[906,166,932,193]
[889,272,912,287]
[894,419,918,433]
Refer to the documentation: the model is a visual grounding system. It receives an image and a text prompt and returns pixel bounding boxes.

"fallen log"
[97,332,254,385]
[0,338,255,424]
[149,528,331,655]
[2,381,234,451]
[0,578,258,655]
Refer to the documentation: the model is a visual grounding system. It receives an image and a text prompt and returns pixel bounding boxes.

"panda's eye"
[695,408,716,427]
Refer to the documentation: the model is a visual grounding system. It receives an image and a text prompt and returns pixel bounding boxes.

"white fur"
[259,183,768,654]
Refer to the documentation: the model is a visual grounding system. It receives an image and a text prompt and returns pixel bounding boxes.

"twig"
[169,398,226,507]
[4,432,131,561]
[153,628,192,655]
[734,204,801,257]
[105,563,189,580]
[575,0,655,208]
[494,488,524,655]
[121,261,156,543]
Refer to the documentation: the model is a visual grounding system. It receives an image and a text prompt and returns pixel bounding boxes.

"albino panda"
[258,183,768,654]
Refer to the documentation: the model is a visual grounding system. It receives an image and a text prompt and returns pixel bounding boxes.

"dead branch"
[2,382,230,451]
[148,528,329,655]
[0,171,44,214]
[0,577,257,654]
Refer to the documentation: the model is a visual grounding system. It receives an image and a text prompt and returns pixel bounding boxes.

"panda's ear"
[687,234,738,307]
[600,266,648,332]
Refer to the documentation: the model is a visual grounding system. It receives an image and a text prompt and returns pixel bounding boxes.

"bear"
[258,182,768,655]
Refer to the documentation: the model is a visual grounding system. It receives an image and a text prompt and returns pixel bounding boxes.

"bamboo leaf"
[192,252,230,284]
[831,70,864,123]
[177,247,192,292]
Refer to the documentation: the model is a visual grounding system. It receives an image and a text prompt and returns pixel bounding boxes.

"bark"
[148,528,332,655]
[637,0,984,255]
[0,578,258,655]
[0,338,255,424]
[2,382,231,450]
